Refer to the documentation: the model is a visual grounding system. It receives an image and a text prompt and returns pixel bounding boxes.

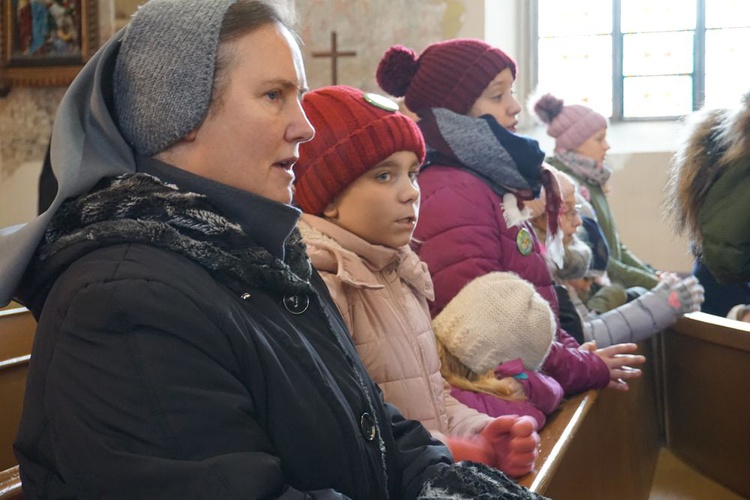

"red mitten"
[480,415,540,478]
[443,435,495,466]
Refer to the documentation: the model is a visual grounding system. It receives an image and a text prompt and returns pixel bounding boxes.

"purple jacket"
[414,165,610,395]
[449,360,564,428]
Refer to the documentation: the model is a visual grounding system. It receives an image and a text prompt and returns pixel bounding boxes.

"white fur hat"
[432,272,555,373]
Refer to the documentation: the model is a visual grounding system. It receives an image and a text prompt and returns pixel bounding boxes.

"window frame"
[532,0,711,121]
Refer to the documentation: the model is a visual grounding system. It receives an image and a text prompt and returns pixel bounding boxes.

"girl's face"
[575,128,610,164]
[324,151,421,249]
[466,68,521,132]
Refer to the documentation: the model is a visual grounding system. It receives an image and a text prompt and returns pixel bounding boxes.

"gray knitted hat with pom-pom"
[113,0,236,156]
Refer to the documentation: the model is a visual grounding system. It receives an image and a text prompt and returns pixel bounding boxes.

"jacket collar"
[299,214,434,301]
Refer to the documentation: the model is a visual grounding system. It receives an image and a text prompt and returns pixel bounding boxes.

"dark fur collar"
[39,173,312,295]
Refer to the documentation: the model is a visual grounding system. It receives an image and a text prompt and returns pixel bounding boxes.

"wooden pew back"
[0,308,35,472]
[663,313,750,499]
[520,340,662,499]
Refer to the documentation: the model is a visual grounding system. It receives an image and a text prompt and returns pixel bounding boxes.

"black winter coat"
[14,174,451,499]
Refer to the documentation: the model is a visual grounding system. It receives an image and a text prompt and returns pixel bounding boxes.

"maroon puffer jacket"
[414,165,609,395]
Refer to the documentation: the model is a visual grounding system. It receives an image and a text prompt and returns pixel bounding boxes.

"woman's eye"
[375,172,391,181]
[409,170,419,182]
[267,90,280,100]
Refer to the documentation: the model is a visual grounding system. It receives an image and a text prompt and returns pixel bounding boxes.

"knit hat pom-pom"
[534,93,565,124]
[376,45,419,98]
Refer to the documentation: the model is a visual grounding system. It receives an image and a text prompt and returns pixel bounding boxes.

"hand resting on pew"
[578,341,646,391]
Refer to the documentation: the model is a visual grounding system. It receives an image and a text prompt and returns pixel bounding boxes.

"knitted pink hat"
[294,85,426,215]
[377,39,517,117]
[533,94,607,152]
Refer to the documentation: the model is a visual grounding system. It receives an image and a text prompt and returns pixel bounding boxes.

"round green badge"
[363,92,399,112]
[516,228,533,256]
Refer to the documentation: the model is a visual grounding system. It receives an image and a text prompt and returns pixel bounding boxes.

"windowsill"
[522,119,687,157]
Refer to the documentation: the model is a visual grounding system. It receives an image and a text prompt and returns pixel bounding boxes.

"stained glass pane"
[623,32,693,76]
[623,76,693,118]
[621,0,696,33]
[706,0,750,28]
[704,28,750,108]
[538,35,612,117]
[538,0,612,37]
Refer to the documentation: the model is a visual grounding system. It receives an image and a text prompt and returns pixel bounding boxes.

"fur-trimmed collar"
[34,173,312,297]
[666,92,750,247]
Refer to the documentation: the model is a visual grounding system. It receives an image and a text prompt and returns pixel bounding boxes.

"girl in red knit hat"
[376,39,645,397]
[294,85,557,479]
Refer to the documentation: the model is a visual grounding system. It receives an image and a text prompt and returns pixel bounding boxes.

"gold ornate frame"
[1,0,98,90]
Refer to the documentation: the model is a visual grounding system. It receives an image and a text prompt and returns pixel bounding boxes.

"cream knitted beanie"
[432,272,555,374]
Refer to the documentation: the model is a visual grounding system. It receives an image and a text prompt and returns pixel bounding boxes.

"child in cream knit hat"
[433,272,564,428]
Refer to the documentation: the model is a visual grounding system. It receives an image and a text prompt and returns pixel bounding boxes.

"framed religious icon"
[1,0,98,89]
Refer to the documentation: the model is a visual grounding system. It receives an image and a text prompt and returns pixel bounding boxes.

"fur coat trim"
[667,91,750,246]
[38,173,312,295]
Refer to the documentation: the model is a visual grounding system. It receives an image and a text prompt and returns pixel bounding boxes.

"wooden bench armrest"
[0,465,23,500]
[518,390,598,493]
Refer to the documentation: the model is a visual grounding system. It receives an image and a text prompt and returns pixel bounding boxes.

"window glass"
[705,27,750,108]
[538,35,612,117]
[621,0,696,33]
[623,76,693,118]
[623,32,694,76]
[538,0,611,37]
[706,0,750,28]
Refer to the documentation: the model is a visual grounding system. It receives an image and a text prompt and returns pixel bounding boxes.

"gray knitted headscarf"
[114,0,236,156]
[0,0,238,305]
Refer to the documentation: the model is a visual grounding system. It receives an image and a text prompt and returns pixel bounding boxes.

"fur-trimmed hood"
[666,91,750,248]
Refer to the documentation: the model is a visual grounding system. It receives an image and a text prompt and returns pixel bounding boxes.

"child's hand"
[480,415,540,478]
[592,342,646,391]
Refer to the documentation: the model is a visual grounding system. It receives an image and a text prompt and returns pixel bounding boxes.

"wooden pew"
[0,466,22,500]
[519,340,662,499]
[0,307,35,473]
[662,313,750,499]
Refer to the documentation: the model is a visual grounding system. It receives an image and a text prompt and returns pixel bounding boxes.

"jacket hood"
[18,174,312,314]
[666,91,750,247]
[0,30,135,306]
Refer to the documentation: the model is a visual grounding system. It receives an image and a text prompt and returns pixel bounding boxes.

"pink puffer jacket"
[299,214,492,437]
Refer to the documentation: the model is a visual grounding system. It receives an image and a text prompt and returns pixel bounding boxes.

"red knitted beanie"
[376,38,517,117]
[294,85,426,215]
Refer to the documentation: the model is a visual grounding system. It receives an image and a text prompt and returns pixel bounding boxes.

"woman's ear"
[323,201,339,219]
[183,129,198,142]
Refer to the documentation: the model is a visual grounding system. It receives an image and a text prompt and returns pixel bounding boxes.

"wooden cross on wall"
[312,31,357,85]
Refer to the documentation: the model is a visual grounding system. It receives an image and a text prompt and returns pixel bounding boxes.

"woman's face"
[575,128,610,164]
[181,23,315,204]
[559,193,582,245]
[466,68,521,132]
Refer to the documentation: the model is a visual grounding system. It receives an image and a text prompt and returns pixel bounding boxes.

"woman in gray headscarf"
[0,1,547,498]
